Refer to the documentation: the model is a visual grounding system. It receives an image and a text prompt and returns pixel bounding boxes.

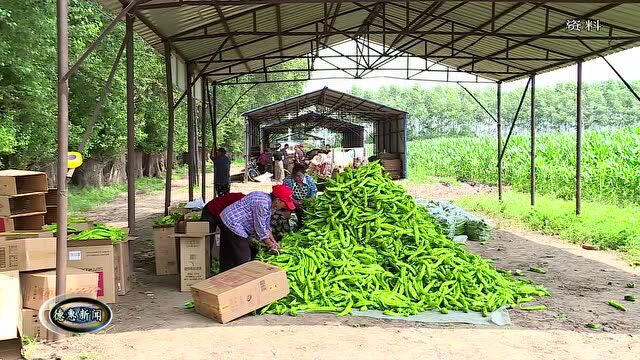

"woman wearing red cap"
[219,185,296,271]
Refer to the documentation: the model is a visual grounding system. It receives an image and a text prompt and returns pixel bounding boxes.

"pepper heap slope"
[258,163,548,316]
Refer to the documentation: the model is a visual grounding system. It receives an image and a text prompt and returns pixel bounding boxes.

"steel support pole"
[212,84,218,197]
[164,42,175,215]
[201,80,207,201]
[187,64,195,201]
[56,0,70,298]
[497,82,503,201]
[126,15,136,230]
[244,119,250,183]
[576,61,583,215]
[530,74,536,207]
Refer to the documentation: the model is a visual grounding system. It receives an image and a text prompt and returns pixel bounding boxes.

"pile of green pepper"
[69,224,127,245]
[257,162,548,317]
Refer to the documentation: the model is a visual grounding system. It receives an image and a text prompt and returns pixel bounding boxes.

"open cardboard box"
[0,214,45,233]
[0,170,48,196]
[0,193,46,217]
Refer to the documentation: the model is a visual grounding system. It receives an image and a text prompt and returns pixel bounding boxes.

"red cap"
[272,185,296,210]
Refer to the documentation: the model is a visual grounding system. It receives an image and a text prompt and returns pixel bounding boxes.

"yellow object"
[67,151,83,169]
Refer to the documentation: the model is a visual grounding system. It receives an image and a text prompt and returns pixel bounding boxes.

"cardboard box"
[0,231,53,240]
[20,309,54,342]
[153,227,178,275]
[0,214,45,233]
[0,271,20,341]
[0,170,48,196]
[0,193,46,217]
[185,221,209,236]
[20,268,98,310]
[0,338,21,360]
[67,240,116,304]
[0,237,56,272]
[190,261,289,324]
[44,208,57,225]
[113,240,132,295]
[175,220,209,236]
[175,234,211,292]
[45,188,57,207]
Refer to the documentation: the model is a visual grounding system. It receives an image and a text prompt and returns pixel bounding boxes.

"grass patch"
[456,191,640,265]
[172,164,188,179]
[68,177,166,213]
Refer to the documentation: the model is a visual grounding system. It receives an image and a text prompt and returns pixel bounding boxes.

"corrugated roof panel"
[93,1,640,83]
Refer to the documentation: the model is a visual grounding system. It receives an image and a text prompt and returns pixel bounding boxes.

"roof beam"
[276,4,284,57]
[386,1,574,62]
[500,35,640,82]
[425,2,545,71]
[191,5,365,63]
[424,2,524,59]
[458,3,621,70]
[536,3,640,37]
[172,31,640,41]
[138,0,633,7]
[361,3,530,75]
[167,4,274,40]
[196,54,575,63]
[213,3,251,72]
[386,0,446,51]
[116,0,188,60]
[323,2,342,47]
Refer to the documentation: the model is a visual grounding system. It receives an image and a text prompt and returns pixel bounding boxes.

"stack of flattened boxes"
[0,170,48,232]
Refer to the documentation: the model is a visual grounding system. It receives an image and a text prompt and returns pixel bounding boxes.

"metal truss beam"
[459,3,620,70]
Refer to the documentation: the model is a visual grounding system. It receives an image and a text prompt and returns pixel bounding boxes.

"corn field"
[408,126,640,205]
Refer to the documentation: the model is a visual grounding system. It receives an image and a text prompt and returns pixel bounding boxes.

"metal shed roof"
[99,1,640,83]
[262,111,366,132]
[244,87,407,123]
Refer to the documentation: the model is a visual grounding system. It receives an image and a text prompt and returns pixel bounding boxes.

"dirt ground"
[25,168,639,359]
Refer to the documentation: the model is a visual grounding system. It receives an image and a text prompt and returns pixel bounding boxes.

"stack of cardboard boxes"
[0,171,131,356]
[154,204,220,292]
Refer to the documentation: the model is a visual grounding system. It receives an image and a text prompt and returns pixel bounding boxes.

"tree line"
[0,0,304,185]
[352,80,640,140]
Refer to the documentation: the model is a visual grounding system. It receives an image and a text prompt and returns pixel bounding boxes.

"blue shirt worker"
[213,147,231,197]
[282,163,318,228]
[219,185,296,271]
